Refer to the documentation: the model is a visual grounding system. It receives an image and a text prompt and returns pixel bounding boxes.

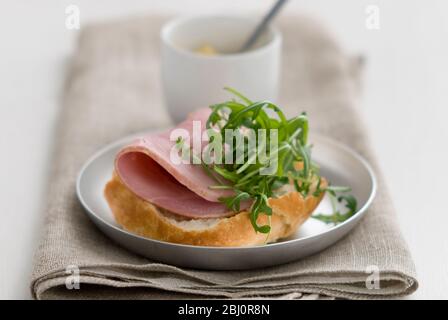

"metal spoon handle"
[240,0,288,52]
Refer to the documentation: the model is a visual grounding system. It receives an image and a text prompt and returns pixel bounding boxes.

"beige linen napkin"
[31,14,418,299]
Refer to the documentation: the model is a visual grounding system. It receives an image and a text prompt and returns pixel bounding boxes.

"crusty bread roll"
[104,173,326,247]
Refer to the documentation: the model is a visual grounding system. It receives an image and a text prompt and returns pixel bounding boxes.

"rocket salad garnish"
[181,88,358,233]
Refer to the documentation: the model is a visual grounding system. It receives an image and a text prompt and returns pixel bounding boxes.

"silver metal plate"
[76,133,376,270]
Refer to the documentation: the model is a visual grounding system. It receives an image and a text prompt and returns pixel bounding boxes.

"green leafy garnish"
[183,87,357,234]
[312,188,358,224]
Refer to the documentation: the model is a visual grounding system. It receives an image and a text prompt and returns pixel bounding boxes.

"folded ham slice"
[115,108,247,219]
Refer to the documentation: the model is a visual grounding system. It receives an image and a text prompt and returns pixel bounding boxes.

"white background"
[1,0,447,299]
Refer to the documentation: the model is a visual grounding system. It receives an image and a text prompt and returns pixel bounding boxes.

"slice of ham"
[115,108,249,219]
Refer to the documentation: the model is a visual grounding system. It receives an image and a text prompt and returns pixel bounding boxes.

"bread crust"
[104,173,326,247]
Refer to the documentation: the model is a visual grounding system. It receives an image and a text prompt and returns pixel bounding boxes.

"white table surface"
[1,0,447,299]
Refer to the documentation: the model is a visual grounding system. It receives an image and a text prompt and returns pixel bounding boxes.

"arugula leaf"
[312,191,358,224]
[219,190,251,212]
[249,194,272,233]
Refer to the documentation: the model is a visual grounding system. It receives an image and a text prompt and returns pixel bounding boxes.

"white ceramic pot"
[161,15,282,123]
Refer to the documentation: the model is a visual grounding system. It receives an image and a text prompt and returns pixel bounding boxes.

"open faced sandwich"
[105,88,355,247]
